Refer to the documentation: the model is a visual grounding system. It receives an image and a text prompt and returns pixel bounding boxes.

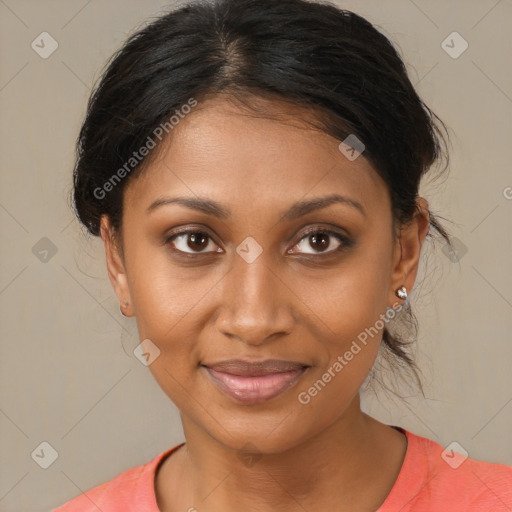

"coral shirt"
[52,428,512,511]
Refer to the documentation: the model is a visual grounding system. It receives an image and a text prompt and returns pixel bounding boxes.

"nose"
[215,251,295,346]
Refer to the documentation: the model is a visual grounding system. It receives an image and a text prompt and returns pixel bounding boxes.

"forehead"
[123,96,389,218]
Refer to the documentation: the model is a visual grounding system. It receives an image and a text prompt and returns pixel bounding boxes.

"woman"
[53,0,512,510]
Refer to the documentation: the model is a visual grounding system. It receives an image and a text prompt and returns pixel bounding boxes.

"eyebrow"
[146,193,366,219]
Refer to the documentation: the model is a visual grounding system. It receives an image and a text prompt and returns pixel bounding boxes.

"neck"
[157,396,408,512]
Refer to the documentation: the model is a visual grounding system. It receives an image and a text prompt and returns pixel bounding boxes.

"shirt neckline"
[148,427,417,511]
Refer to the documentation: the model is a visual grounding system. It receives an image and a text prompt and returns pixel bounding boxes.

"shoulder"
[52,464,147,512]
[411,430,512,483]
[380,429,512,512]
[51,444,184,512]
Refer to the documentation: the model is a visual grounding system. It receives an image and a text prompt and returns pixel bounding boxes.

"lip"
[202,359,309,404]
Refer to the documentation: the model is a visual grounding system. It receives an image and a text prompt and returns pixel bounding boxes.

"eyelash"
[164,226,352,258]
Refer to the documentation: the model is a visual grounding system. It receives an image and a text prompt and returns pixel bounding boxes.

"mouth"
[201,359,310,404]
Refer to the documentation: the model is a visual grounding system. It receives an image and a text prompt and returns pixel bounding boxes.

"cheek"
[291,265,391,431]
[290,238,393,399]
[125,236,219,338]
[123,242,216,402]
[293,240,393,348]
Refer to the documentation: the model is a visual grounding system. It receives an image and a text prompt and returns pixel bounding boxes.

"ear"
[99,215,134,317]
[388,198,430,307]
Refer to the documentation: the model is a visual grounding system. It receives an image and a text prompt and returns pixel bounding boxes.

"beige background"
[0,0,511,511]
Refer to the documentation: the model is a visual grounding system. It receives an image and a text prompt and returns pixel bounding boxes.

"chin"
[194,403,326,456]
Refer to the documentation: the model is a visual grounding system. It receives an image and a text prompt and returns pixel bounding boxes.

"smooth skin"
[100,95,430,512]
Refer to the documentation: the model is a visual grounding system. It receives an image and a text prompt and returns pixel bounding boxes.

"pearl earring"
[395,286,407,300]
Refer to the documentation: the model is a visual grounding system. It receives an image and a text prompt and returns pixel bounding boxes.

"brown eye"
[167,230,221,254]
[309,232,330,252]
[289,229,349,255]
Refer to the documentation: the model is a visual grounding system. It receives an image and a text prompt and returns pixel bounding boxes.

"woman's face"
[102,96,425,454]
